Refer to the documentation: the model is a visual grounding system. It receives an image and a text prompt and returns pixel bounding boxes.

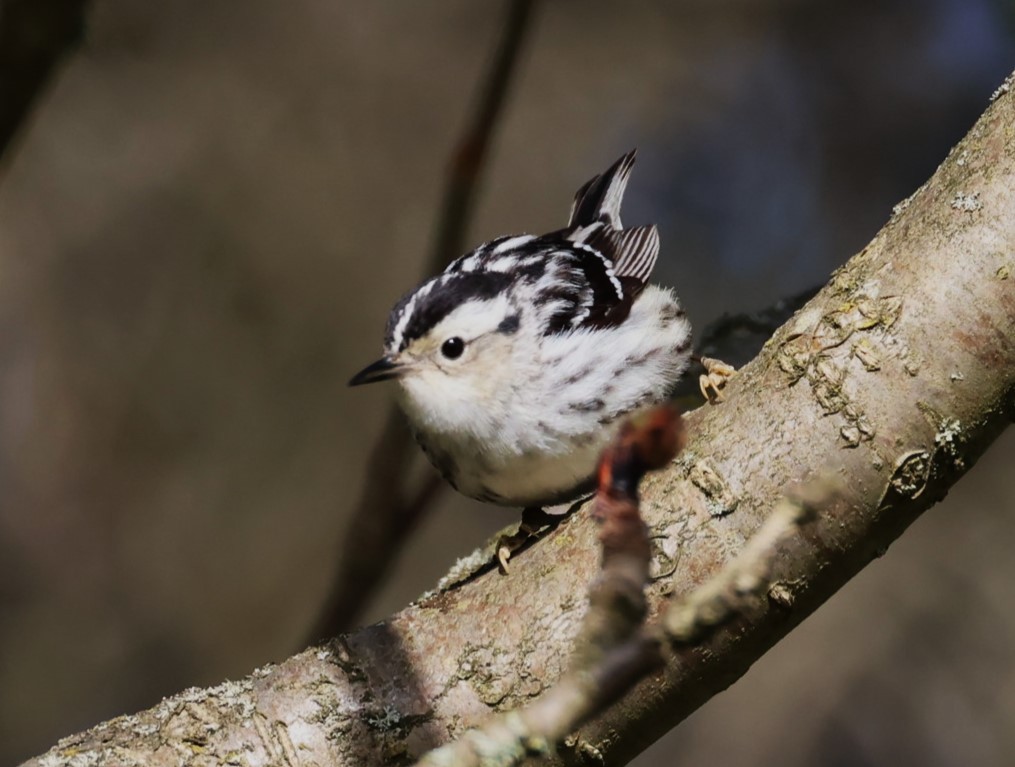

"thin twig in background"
[0,0,91,165]
[431,0,538,265]
[307,0,540,642]
[413,406,823,767]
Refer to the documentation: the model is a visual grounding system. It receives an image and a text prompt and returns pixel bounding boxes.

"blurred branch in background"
[307,0,540,642]
[0,0,91,165]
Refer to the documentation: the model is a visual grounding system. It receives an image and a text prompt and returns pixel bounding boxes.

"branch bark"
[25,72,1015,767]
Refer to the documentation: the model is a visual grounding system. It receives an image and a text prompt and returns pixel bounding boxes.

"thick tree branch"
[25,71,1015,767]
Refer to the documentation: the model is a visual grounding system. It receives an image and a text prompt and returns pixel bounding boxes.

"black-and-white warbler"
[351,151,692,509]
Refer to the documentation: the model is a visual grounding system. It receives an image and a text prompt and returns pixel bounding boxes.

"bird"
[350,150,693,519]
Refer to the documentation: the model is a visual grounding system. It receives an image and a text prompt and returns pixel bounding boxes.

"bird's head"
[349,271,526,436]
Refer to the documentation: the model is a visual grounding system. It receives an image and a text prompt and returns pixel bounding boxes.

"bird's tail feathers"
[584,224,659,284]
[567,150,637,230]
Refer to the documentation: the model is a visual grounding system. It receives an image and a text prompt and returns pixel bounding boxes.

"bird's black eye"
[441,337,465,359]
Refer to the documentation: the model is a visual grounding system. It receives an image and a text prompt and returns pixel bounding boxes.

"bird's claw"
[497,543,514,574]
[495,506,562,574]
[699,357,737,403]
[495,528,532,574]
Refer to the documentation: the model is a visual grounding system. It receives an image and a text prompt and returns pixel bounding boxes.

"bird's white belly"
[449,431,612,507]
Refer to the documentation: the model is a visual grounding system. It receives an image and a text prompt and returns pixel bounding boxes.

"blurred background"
[1,0,1014,764]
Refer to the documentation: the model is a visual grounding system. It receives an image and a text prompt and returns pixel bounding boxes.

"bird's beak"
[349,356,404,386]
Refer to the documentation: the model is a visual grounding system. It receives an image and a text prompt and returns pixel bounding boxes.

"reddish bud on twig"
[595,405,684,508]
[592,406,684,581]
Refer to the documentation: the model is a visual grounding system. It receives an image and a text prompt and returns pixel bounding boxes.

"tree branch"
[24,70,1015,767]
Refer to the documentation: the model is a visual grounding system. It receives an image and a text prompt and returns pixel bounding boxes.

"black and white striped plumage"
[351,151,692,507]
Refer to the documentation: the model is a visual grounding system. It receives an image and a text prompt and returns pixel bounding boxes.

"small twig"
[432,0,537,266]
[414,409,826,767]
[660,481,829,646]
[308,0,540,641]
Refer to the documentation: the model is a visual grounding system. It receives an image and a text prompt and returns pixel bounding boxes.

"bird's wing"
[582,224,660,288]
[536,238,643,335]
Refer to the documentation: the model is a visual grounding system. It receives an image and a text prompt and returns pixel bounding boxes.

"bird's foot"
[699,357,737,403]
[496,506,564,574]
